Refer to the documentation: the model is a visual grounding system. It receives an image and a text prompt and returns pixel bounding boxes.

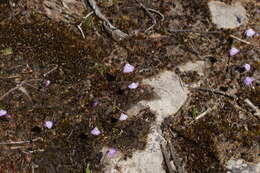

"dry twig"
[195,105,217,120]
[43,64,58,77]
[77,11,94,39]
[230,34,260,50]
[0,79,42,102]
[244,98,260,119]
[161,142,176,173]
[191,87,236,99]
[0,137,43,145]
[135,0,157,32]
[230,34,251,45]
[168,141,186,173]
[168,29,220,34]
[85,0,128,40]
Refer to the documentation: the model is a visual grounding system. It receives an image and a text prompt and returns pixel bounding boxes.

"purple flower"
[229,47,240,56]
[128,82,139,89]
[44,121,53,129]
[44,80,51,87]
[119,113,128,121]
[243,64,251,72]
[245,28,256,37]
[91,101,99,107]
[123,63,135,73]
[91,127,101,136]
[243,77,255,86]
[107,148,117,157]
[0,109,7,117]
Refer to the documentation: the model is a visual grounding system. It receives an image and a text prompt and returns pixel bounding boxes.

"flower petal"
[123,63,135,73]
[91,101,99,107]
[0,109,7,117]
[119,113,128,121]
[243,64,251,72]
[107,148,117,157]
[128,82,139,89]
[245,28,256,37]
[229,47,240,56]
[44,80,51,87]
[44,121,53,129]
[243,77,255,86]
[91,127,101,136]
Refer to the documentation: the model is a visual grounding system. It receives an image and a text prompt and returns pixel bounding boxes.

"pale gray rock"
[226,159,260,173]
[208,1,247,29]
[101,71,189,173]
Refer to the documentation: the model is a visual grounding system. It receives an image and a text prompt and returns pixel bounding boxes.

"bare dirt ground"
[0,0,259,173]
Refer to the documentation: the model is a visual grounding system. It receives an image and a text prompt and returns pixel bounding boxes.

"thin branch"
[77,11,94,39]
[230,34,251,45]
[161,143,176,173]
[168,29,220,34]
[0,137,43,145]
[0,75,21,79]
[18,86,32,102]
[0,79,42,101]
[230,34,260,50]
[244,98,260,119]
[86,0,128,40]
[43,64,58,77]
[195,105,217,120]
[168,141,186,173]
[135,0,157,32]
[191,87,236,99]
[147,8,164,21]
[0,86,19,101]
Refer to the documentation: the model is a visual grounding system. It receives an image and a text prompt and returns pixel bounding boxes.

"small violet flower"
[229,47,240,56]
[119,113,128,121]
[243,64,251,72]
[245,28,256,37]
[44,80,51,87]
[107,148,117,157]
[243,77,255,86]
[123,63,135,73]
[91,101,99,107]
[91,127,101,136]
[0,109,7,117]
[128,82,139,89]
[44,121,53,129]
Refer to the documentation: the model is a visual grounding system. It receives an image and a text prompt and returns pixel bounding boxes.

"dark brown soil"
[0,0,259,173]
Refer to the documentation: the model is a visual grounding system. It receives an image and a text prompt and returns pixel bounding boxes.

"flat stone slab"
[208,1,247,29]
[101,71,189,173]
[226,159,260,173]
[178,60,206,76]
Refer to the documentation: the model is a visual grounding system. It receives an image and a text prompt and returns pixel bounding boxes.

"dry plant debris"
[0,0,259,172]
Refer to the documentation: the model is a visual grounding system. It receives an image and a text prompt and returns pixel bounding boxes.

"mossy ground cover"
[0,0,259,173]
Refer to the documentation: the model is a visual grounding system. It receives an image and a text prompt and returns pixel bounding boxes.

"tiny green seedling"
[1,47,13,56]
[191,105,198,119]
[85,163,91,173]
